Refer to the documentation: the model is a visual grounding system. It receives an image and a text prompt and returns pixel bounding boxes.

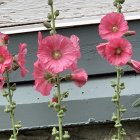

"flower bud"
[63,131,70,140]
[43,21,51,28]
[54,10,59,17]
[10,83,16,91]
[2,90,9,97]
[47,13,52,19]
[115,123,122,128]
[124,31,136,36]
[48,0,53,5]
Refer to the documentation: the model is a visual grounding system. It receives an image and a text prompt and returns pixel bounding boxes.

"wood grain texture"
[0,0,140,27]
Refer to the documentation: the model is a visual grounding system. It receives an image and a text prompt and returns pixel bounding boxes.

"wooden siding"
[0,0,140,27]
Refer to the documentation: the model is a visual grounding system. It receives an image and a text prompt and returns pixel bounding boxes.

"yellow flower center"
[115,48,122,55]
[0,55,4,64]
[52,50,62,60]
[112,25,118,32]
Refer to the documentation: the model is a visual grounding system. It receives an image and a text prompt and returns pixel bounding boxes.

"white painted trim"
[0,14,140,35]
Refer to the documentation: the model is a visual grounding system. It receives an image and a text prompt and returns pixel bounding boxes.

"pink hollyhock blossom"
[33,60,54,96]
[99,12,128,40]
[16,43,29,77]
[37,34,80,74]
[71,68,88,87]
[0,76,4,89]
[96,43,109,58]
[0,46,13,74]
[105,38,132,66]
[127,59,140,73]
[38,32,42,46]
[0,32,9,46]
[70,35,81,58]
[69,35,81,71]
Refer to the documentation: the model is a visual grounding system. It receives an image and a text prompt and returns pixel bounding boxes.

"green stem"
[6,70,17,139]
[50,3,56,34]
[116,67,122,140]
[57,74,63,140]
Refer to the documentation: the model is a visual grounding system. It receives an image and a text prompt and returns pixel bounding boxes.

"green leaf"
[132,98,140,107]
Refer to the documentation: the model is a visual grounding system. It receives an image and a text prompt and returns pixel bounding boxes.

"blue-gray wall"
[0,20,140,130]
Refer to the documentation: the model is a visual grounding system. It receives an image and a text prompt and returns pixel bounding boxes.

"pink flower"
[38,32,42,46]
[69,35,81,71]
[37,34,80,74]
[96,43,109,58]
[33,60,54,96]
[0,32,9,46]
[127,59,140,73]
[0,76,4,89]
[0,46,13,74]
[16,43,29,77]
[105,38,132,66]
[70,35,81,58]
[99,12,128,40]
[71,68,88,87]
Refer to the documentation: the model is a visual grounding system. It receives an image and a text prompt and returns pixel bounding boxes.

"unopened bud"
[47,13,52,19]
[43,21,51,28]
[54,10,59,17]
[48,0,53,5]
[10,83,16,91]
[124,31,136,37]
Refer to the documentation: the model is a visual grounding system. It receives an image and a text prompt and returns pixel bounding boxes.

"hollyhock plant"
[127,59,140,73]
[33,60,54,96]
[0,46,13,74]
[14,43,29,77]
[71,68,88,87]
[37,34,80,74]
[105,38,132,66]
[33,1,88,140]
[99,12,128,40]
[0,33,28,140]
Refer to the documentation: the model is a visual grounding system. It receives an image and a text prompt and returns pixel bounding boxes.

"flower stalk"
[56,74,63,140]
[5,70,17,140]
[111,67,126,140]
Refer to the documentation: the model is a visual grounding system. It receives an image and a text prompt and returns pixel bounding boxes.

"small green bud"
[120,82,125,90]
[61,106,67,112]
[10,83,16,91]
[52,127,59,136]
[119,0,125,4]
[43,21,51,28]
[112,113,117,121]
[111,80,117,87]
[121,128,126,135]
[112,95,118,102]
[47,13,52,19]
[115,123,122,128]
[15,124,22,129]
[48,0,53,5]
[4,106,11,113]
[48,101,54,108]
[54,10,59,17]
[120,105,126,112]
[113,1,117,7]
[63,131,70,140]
[50,30,55,35]
[2,90,9,97]
[55,137,59,140]
[62,91,69,98]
